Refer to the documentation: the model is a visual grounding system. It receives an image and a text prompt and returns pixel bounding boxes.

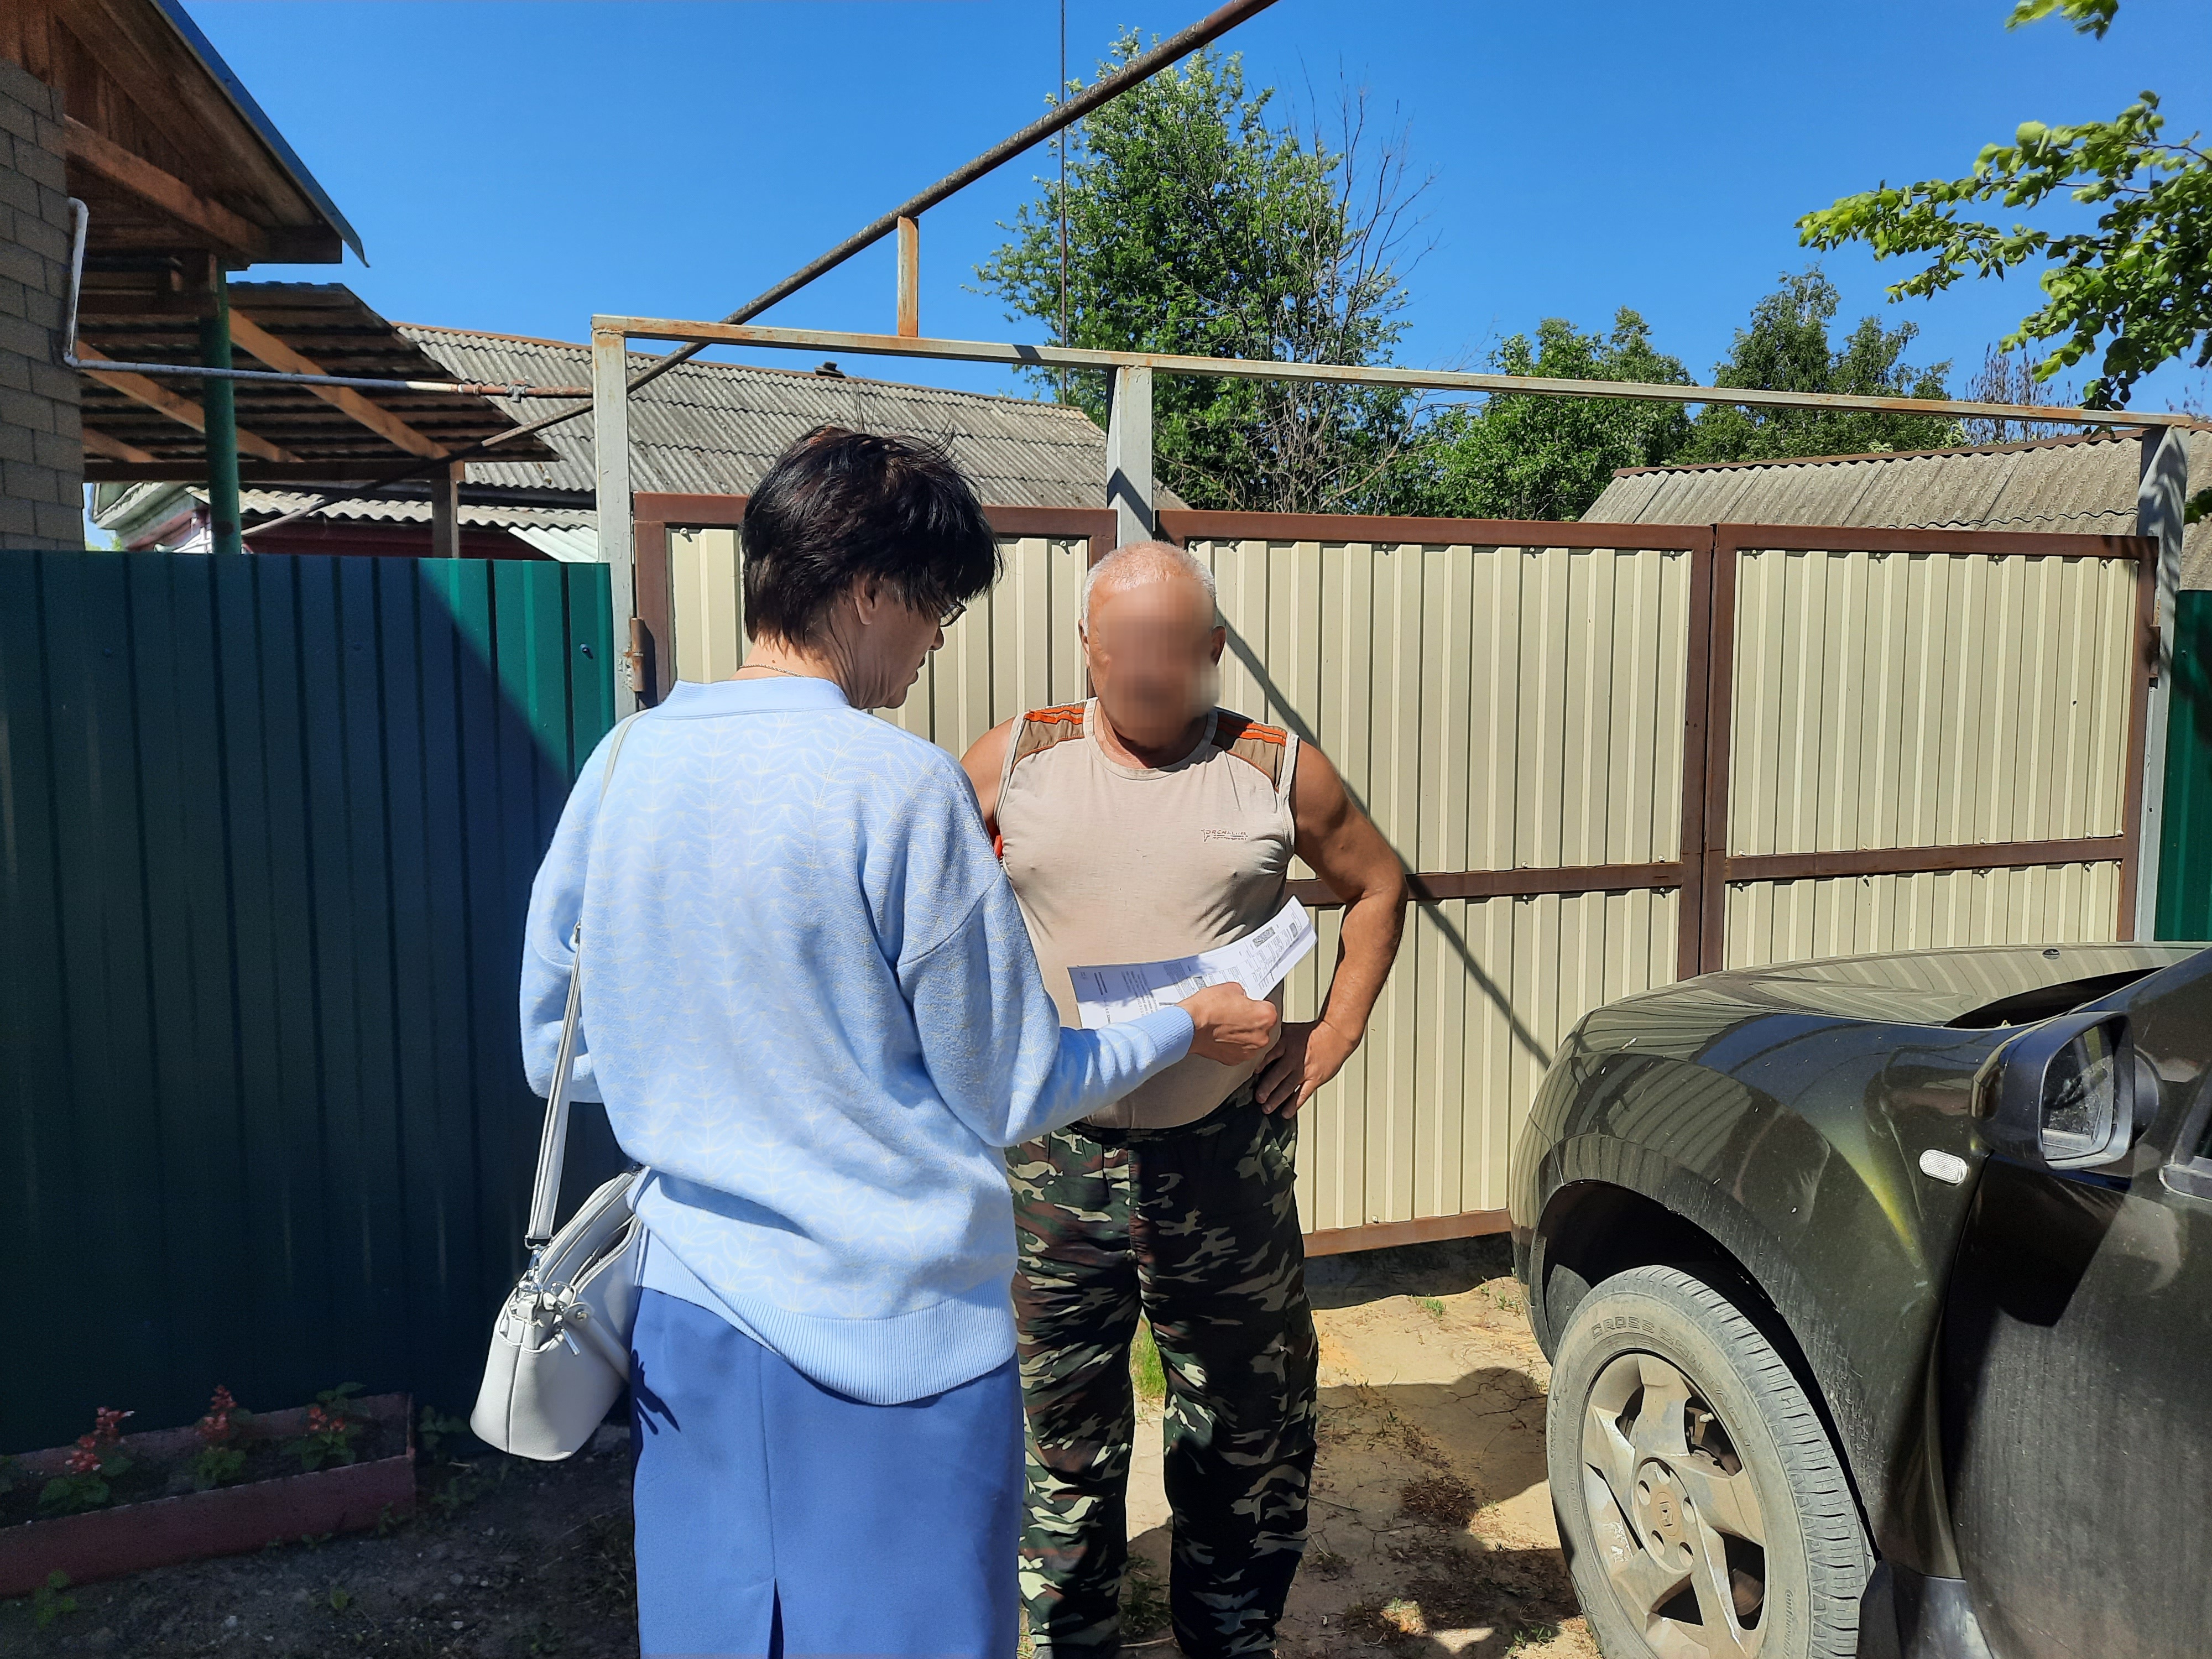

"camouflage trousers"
[1009,1085,1319,1658]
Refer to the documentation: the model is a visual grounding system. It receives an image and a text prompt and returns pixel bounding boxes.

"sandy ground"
[1120,1235,1597,1658]
[1,1238,1594,1658]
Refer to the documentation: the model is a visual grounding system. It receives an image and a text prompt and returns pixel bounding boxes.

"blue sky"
[192,0,2211,409]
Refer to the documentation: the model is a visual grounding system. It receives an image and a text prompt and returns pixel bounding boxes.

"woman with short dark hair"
[521,427,1277,1658]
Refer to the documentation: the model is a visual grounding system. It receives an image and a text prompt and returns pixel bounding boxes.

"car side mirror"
[1984,1010,2136,1172]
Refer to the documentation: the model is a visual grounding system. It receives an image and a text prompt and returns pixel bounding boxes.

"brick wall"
[0,58,82,550]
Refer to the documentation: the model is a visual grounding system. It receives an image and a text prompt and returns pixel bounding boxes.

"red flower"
[91,1407,133,1446]
[65,1436,101,1475]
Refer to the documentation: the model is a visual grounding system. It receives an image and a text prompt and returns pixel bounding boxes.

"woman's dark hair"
[741,426,999,645]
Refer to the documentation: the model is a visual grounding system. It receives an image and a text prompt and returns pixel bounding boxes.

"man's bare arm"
[960,718,1015,836]
[1255,743,1407,1115]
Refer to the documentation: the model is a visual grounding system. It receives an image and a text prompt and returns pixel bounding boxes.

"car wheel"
[1546,1265,1872,1659]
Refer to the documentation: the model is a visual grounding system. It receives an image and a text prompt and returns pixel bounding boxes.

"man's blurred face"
[1083,573,1226,746]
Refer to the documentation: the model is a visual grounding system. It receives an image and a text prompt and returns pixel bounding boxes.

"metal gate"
[639,502,2156,1253]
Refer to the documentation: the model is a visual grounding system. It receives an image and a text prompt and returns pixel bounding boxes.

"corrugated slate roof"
[398,326,1125,509]
[1584,430,2212,588]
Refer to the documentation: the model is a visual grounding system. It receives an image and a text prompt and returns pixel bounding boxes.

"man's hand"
[1254,1019,1359,1117]
[1180,983,1281,1065]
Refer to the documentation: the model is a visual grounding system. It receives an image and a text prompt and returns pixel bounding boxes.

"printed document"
[1068,898,1318,1030]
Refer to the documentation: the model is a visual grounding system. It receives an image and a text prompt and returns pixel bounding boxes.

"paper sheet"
[1068,897,1318,1030]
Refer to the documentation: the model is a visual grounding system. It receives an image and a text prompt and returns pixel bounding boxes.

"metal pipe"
[597,316,2212,433]
[236,0,1282,541]
[200,270,241,556]
[623,0,1281,399]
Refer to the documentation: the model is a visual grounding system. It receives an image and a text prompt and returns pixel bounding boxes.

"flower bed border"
[1,1394,414,1596]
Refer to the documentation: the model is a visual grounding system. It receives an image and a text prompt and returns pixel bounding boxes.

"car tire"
[1546,1265,1872,1659]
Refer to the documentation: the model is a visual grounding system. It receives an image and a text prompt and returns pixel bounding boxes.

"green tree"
[978,40,1428,513]
[1676,269,1957,462]
[1400,310,1692,521]
[1799,0,2207,415]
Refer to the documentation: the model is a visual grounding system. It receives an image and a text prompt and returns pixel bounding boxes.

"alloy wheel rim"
[1580,1350,1771,1658]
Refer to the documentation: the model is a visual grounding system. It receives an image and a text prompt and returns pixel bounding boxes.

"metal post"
[896,216,920,340]
[593,324,640,718]
[1106,363,1154,546]
[430,460,462,559]
[2135,426,2189,938]
[199,268,241,556]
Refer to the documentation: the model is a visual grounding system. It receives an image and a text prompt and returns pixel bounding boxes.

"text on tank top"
[996,699,1299,1130]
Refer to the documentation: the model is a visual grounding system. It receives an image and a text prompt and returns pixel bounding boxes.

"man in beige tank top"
[962,542,1406,1658]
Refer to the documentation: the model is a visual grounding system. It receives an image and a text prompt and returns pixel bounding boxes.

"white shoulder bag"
[472,714,649,1461]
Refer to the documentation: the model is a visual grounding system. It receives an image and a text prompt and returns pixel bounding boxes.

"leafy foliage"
[1395,274,1953,521]
[39,1407,134,1517]
[1397,310,1692,520]
[292,1384,364,1473]
[191,1384,254,1490]
[1676,269,1957,462]
[978,38,1428,513]
[1799,2,2208,410]
[30,1572,77,1630]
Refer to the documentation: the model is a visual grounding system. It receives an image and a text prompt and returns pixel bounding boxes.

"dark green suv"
[1510,941,2212,1659]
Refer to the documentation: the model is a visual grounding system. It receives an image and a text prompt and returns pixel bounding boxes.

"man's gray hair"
[1079,540,1220,627]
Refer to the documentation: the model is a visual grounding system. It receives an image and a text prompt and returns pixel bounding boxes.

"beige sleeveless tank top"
[997,698,1299,1129]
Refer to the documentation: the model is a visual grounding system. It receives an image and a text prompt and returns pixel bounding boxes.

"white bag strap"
[525,712,646,1250]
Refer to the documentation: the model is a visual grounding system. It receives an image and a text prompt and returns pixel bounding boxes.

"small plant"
[291,1384,363,1472]
[1416,1296,1446,1320]
[1129,1321,1167,1405]
[1119,1555,1170,1639]
[1305,1544,1349,1578]
[30,1571,77,1630]
[38,1407,133,1516]
[0,1454,19,1495]
[326,1585,354,1613]
[1508,1622,1563,1653]
[191,1384,255,1490]
[417,1405,474,1461]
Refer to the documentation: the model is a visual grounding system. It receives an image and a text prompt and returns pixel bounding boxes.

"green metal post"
[199,269,242,556]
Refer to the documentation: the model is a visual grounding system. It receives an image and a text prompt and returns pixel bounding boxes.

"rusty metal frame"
[627,497,1118,706]
[597,317,2209,434]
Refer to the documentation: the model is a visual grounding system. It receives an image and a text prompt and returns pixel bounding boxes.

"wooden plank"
[1303,1209,1513,1257]
[81,425,157,464]
[227,310,448,461]
[74,345,300,463]
[63,115,268,257]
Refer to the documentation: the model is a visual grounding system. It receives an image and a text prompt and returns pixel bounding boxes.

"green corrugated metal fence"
[1,551,616,1452]
[2158,589,2212,940]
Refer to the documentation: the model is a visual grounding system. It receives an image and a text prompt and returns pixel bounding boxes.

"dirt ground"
[1,1237,1594,1658]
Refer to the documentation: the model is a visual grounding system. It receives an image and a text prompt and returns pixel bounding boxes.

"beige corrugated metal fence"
[658,510,2154,1250]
